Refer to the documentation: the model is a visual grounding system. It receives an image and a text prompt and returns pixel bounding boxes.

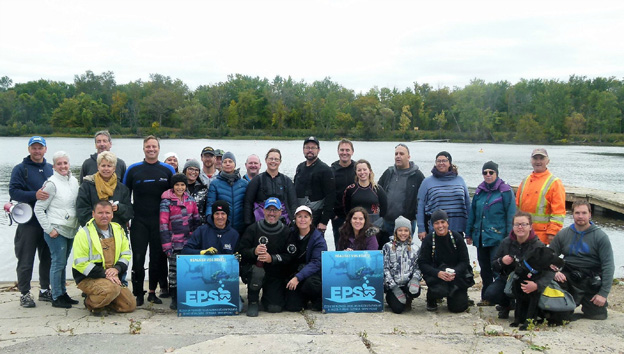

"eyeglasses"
[186,168,200,173]
[265,208,281,214]
[482,170,496,176]
[435,159,449,164]
[303,146,318,151]
[267,157,281,162]
[513,222,530,228]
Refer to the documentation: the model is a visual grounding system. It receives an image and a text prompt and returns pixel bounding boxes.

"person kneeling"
[73,201,136,316]
[238,198,290,317]
[285,206,328,312]
[383,216,422,314]
[417,210,474,313]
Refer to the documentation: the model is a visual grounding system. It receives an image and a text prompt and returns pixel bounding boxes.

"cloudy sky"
[1,0,623,93]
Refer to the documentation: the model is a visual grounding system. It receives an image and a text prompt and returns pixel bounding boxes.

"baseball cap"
[28,136,46,147]
[201,146,215,156]
[303,136,320,147]
[264,197,282,210]
[215,149,225,157]
[295,205,312,216]
[531,148,548,157]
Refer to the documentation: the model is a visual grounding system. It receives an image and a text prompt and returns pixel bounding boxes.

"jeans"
[43,232,73,300]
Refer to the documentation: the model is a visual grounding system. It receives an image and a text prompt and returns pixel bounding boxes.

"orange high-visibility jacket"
[516,170,566,245]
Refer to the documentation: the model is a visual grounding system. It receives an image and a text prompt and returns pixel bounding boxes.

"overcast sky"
[2,0,623,93]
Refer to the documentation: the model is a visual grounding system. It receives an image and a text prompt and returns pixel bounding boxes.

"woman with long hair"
[337,207,379,251]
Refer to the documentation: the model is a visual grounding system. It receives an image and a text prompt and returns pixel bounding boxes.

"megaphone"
[4,202,33,225]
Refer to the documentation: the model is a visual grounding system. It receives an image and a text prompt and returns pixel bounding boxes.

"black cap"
[482,161,499,175]
[201,146,215,156]
[430,209,448,224]
[212,200,230,216]
[171,173,188,187]
[303,136,320,148]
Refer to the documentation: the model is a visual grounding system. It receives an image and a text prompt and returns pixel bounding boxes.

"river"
[1,137,622,280]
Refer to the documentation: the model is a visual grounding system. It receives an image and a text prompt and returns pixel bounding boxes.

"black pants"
[14,223,51,294]
[477,244,499,300]
[483,276,511,307]
[331,217,345,250]
[426,279,469,313]
[559,270,608,319]
[285,274,322,312]
[242,265,285,311]
[130,217,168,296]
[385,285,420,314]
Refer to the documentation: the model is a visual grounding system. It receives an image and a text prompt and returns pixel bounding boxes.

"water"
[1,137,622,281]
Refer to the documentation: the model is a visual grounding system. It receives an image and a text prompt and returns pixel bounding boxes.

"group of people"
[8,133,614,321]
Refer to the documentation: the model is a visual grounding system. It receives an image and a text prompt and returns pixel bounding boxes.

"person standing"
[516,148,566,245]
[79,130,127,183]
[123,135,174,306]
[199,146,218,187]
[330,139,356,248]
[242,154,261,182]
[378,143,425,236]
[9,136,53,307]
[33,151,80,308]
[551,201,614,320]
[162,152,179,173]
[417,151,470,240]
[183,159,208,223]
[294,136,335,233]
[206,152,248,234]
[465,161,516,306]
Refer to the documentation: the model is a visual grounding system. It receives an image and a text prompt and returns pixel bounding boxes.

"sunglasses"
[482,170,496,176]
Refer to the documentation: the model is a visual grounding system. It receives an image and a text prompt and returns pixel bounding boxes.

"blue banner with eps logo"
[321,251,384,313]
[176,254,240,316]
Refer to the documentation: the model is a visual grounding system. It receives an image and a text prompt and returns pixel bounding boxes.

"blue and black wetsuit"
[123,160,174,297]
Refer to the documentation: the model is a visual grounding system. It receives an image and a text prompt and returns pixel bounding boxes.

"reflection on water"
[0,137,622,281]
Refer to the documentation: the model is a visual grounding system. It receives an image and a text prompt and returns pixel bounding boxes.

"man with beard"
[294,137,335,233]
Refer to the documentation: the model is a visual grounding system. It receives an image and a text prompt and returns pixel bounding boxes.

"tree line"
[0,71,622,144]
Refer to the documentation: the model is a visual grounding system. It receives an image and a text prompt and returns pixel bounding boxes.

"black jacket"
[243,172,298,226]
[76,175,133,227]
[294,159,335,225]
[331,160,356,218]
[79,153,127,184]
[378,162,425,221]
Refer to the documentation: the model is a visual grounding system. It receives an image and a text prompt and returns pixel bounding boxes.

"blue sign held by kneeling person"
[176,255,240,316]
[322,251,384,313]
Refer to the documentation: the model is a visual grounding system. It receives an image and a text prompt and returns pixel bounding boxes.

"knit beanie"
[183,159,201,173]
[482,161,499,175]
[171,173,188,187]
[394,216,412,234]
[163,152,178,162]
[222,151,236,165]
[212,200,230,216]
[430,209,448,224]
[436,151,452,164]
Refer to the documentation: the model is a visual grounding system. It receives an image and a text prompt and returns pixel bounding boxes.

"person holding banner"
[284,205,327,312]
[183,200,239,256]
[337,207,379,251]
[383,216,422,314]
[238,197,290,317]
[418,210,473,313]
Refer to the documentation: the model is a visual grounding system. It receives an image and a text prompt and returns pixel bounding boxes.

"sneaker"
[147,292,163,304]
[39,289,52,302]
[426,299,438,312]
[20,293,36,308]
[61,293,79,305]
[247,302,259,317]
[266,304,282,313]
[136,295,144,307]
[52,297,72,309]
[498,307,511,319]
[159,290,171,298]
[170,299,177,310]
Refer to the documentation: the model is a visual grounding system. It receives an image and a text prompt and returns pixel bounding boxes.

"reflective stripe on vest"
[73,226,103,271]
[521,174,559,224]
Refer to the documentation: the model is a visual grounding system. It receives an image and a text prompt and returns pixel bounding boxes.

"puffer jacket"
[160,189,201,256]
[466,177,516,248]
[206,170,248,233]
[383,238,421,289]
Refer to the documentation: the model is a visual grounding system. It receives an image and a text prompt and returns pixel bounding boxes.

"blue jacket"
[182,218,239,255]
[288,228,328,281]
[206,171,248,234]
[466,178,516,248]
[9,156,53,226]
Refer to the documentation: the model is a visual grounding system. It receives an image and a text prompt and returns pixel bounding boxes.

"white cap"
[295,205,312,216]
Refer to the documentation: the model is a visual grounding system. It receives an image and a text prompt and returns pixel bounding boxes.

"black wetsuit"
[123,160,174,296]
